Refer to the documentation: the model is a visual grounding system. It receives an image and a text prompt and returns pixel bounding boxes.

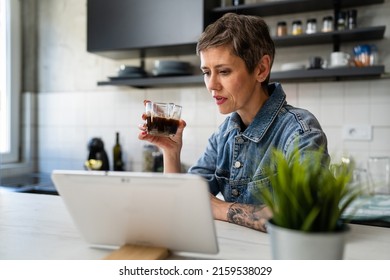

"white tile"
[297,83,321,118]
[322,126,343,157]
[369,127,390,152]
[342,140,371,159]
[297,83,321,104]
[369,79,390,104]
[319,104,343,126]
[370,103,390,126]
[344,81,370,104]
[344,103,370,123]
[283,83,298,106]
[320,82,344,105]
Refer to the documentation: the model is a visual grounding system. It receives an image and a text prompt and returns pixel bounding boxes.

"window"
[0,0,21,164]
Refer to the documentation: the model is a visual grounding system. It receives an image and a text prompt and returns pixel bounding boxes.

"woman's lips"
[214,96,227,105]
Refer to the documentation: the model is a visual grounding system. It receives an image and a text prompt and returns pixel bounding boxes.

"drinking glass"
[145,101,182,137]
[367,156,390,195]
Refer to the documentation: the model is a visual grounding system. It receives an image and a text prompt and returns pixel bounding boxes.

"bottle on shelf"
[347,9,357,30]
[113,132,124,171]
[336,11,347,30]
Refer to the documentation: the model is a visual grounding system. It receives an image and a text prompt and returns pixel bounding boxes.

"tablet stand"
[103,244,170,260]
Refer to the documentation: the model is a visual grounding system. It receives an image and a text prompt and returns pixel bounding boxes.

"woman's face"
[200,45,268,123]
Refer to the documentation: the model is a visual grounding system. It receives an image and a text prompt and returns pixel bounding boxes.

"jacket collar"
[223,83,286,142]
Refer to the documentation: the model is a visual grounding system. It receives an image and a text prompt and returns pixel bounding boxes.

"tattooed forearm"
[227,203,270,232]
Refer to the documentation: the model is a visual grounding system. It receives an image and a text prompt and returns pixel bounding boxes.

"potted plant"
[260,146,361,260]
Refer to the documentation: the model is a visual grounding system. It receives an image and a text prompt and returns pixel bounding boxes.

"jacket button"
[232,189,240,197]
[234,161,242,168]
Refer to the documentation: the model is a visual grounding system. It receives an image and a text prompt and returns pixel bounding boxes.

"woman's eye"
[219,69,231,75]
[202,69,230,76]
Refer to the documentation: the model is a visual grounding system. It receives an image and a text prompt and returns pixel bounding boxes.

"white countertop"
[0,191,389,260]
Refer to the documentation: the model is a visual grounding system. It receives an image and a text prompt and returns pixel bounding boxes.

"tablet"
[51,170,218,255]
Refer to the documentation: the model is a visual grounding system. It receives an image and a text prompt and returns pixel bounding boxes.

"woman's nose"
[205,73,221,92]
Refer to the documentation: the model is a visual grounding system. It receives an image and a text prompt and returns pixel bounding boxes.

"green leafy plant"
[261,147,361,232]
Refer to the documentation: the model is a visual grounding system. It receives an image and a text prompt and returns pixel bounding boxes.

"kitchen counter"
[0,173,58,195]
[0,191,389,260]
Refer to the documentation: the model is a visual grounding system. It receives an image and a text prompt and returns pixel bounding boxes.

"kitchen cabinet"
[96,0,386,88]
[87,0,218,59]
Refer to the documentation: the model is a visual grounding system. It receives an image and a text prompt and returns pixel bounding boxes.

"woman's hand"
[210,195,272,233]
[138,116,186,152]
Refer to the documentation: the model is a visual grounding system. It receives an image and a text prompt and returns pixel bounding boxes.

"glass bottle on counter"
[113,132,124,171]
[142,144,156,172]
[152,150,163,172]
[142,144,163,172]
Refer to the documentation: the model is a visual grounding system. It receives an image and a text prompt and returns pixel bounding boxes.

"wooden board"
[103,244,170,260]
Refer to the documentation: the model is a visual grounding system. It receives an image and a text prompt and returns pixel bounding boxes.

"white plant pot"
[267,222,350,260]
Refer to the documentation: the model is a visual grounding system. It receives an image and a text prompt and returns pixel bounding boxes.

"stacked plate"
[280,62,306,71]
[152,60,192,76]
[109,65,147,80]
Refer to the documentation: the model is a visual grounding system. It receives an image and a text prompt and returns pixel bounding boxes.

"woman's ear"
[256,55,271,83]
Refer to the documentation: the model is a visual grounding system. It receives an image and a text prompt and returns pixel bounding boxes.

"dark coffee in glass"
[145,101,182,137]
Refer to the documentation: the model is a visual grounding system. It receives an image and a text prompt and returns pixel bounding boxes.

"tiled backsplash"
[30,0,390,174]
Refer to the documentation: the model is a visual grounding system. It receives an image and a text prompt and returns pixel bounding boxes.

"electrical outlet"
[342,125,372,141]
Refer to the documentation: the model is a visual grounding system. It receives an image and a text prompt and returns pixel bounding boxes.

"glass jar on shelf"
[291,20,303,35]
[220,0,232,7]
[305,18,317,34]
[321,16,333,32]
[276,21,287,36]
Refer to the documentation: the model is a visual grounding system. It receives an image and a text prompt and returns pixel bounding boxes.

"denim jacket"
[188,83,329,204]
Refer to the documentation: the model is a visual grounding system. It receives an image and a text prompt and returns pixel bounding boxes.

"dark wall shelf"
[273,26,385,47]
[97,66,386,88]
[94,0,386,87]
[212,0,384,17]
[98,75,204,88]
[271,65,385,82]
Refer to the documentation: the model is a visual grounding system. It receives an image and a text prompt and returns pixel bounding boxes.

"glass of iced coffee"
[144,101,182,137]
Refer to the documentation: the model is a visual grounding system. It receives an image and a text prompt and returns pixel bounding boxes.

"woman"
[139,13,329,232]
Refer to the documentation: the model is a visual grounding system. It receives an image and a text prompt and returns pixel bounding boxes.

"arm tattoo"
[227,203,267,230]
